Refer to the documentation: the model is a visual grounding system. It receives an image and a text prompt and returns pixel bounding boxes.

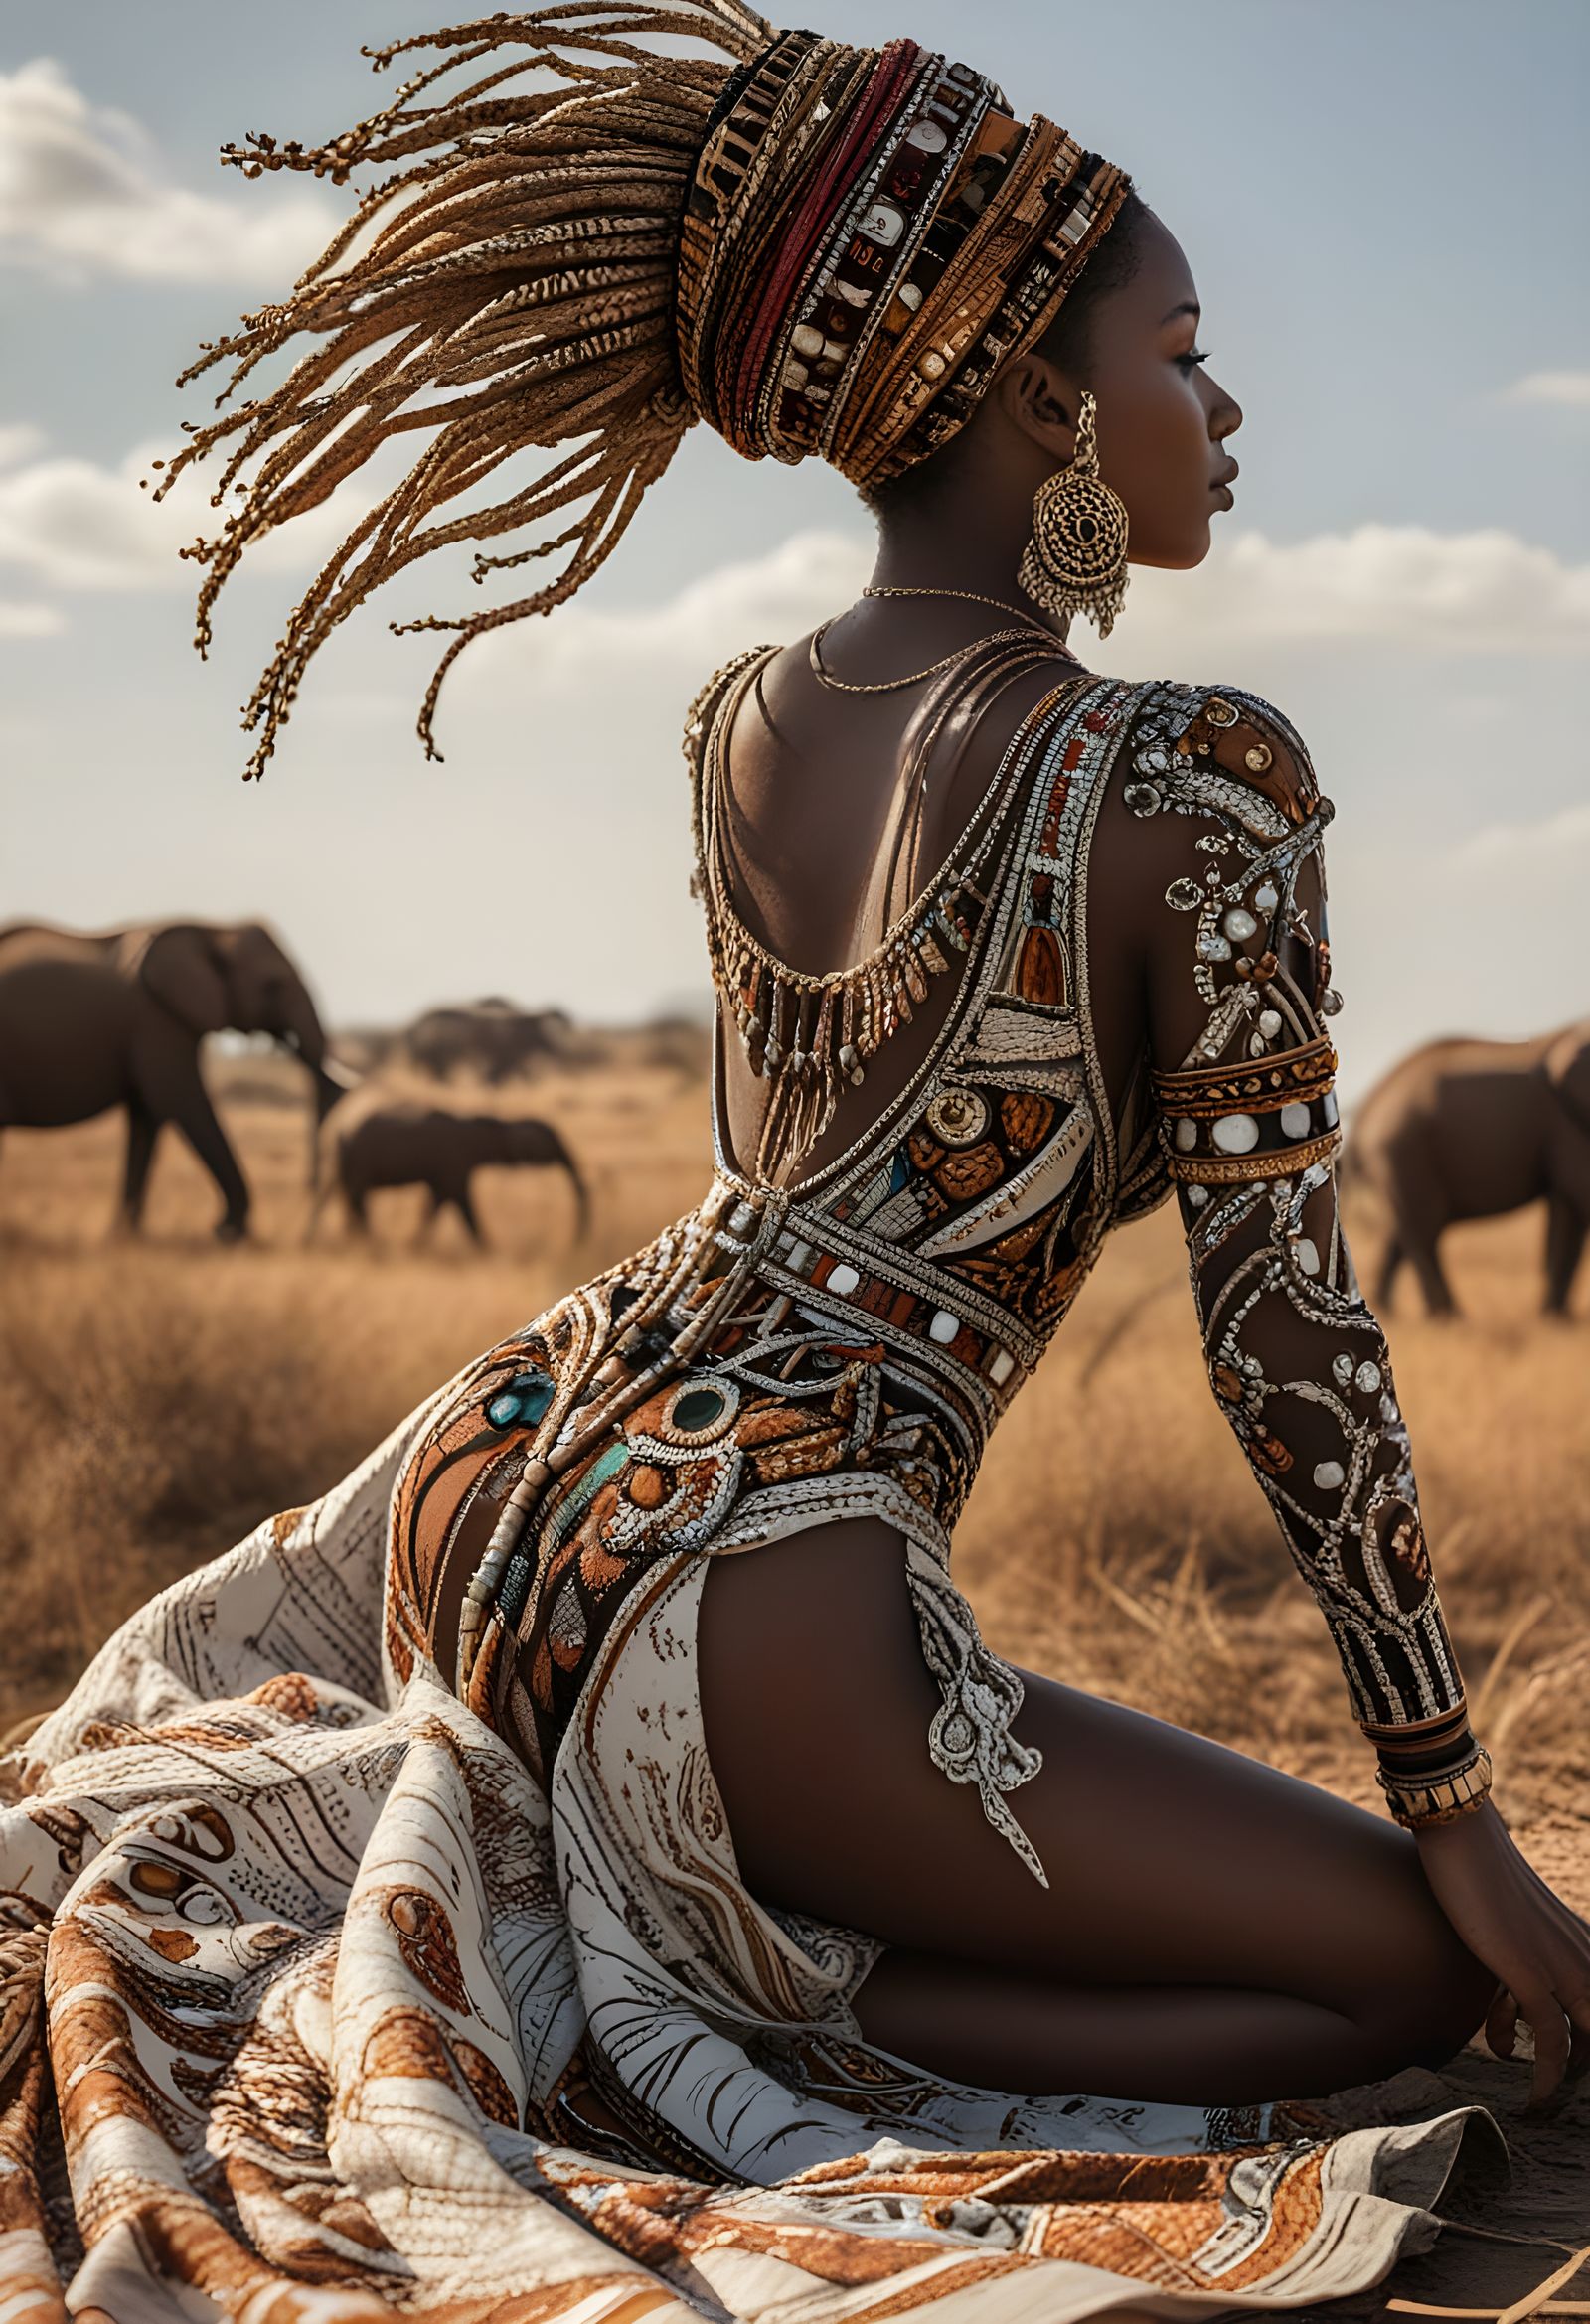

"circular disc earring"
[1017,387,1130,639]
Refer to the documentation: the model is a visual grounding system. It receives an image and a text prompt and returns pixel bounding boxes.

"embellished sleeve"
[1124,682,1477,1796]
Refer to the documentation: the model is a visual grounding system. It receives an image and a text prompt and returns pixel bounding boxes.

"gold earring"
[1017,387,1130,639]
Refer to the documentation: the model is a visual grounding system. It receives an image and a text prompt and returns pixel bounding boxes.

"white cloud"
[0,442,183,590]
[463,531,874,695]
[1347,800,1590,1081]
[1448,800,1590,875]
[0,600,64,638]
[6,441,1586,686]
[1500,370,1590,409]
[0,439,363,591]
[463,522,1590,685]
[0,423,46,470]
[0,59,335,284]
[1118,524,1590,658]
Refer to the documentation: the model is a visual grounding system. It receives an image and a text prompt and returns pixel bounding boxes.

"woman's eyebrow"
[1162,299,1201,324]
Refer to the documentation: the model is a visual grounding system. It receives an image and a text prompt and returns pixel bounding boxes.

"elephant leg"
[1383,1147,1457,1318]
[1544,1194,1588,1317]
[155,1070,249,1240]
[451,1176,487,1248]
[1374,1232,1404,1311]
[119,1102,160,1232]
[412,1186,443,1247]
[345,1183,372,1236]
[1404,1225,1458,1318]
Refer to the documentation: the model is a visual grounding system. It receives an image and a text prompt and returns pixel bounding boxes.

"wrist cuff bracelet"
[1374,1743,1492,1830]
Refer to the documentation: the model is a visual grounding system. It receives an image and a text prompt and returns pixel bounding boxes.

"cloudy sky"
[1,0,1586,1095]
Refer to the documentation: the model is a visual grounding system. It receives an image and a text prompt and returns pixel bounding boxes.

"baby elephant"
[316,1104,588,1247]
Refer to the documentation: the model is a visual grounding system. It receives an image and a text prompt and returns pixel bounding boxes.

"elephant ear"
[1545,1022,1590,1138]
[126,924,231,1037]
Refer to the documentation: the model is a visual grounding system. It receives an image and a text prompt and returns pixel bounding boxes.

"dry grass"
[2,1051,1586,1916]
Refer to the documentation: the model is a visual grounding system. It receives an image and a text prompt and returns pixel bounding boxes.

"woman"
[5,6,1586,2316]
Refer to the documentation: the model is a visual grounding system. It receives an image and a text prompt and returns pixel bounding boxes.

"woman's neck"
[867,498,1073,651]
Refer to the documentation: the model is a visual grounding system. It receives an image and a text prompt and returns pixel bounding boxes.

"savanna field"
[2,1043,1588,2312]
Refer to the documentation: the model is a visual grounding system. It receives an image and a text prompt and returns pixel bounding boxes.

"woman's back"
[711,612,1099,1183]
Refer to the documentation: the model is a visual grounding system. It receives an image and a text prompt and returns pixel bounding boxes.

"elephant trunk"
[562,1149,590,1241]
[530,1126,588,1239]
[306,1063,356,1190]
[269,984,359,1187]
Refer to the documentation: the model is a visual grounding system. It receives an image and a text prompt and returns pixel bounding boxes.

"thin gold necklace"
[809,618,1042,696]
[809,586,1079,693]
[864,581,1076,646]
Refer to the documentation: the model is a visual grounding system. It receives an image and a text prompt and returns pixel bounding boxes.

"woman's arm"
[1130,681,1590,2103]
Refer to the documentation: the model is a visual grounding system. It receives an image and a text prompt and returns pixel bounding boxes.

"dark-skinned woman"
[7,9,1583,2317]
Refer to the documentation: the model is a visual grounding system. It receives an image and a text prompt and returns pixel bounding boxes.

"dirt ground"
[1,1046,1586,2315]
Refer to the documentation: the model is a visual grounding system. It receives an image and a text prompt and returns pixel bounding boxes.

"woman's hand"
[1414,1798,1590,2108]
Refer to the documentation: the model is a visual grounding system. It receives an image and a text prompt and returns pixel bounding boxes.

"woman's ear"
[992,352,1078,461]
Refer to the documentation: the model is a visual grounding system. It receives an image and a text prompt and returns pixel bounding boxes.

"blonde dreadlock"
[158,3,773,778]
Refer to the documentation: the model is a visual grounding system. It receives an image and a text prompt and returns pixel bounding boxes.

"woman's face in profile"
[1088,208,1245,572]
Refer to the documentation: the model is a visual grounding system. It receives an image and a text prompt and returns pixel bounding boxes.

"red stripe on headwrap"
[725,38,923,446]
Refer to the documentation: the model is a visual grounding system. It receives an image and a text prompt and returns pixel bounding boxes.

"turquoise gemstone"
[509,1370,556,1422]
[484,1368,555,1431]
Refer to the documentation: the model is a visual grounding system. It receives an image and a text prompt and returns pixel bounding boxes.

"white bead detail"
[1355,1360,1382,1394]
[1187,1184,1209,1208]
[1294,1236,1321,1275]
[1258,1008,1283,1038]
[1280,1102,1312,1139]
[827,1263,861,1297]
[1255,883,1279,912]
[1223,907,1258,942]
[1174,1117,1199,1152]
[989,1348,1016,1386]
[928,1309,961,1344]
[1212,1113,1260,1154]
[1313,1460,1346,1490]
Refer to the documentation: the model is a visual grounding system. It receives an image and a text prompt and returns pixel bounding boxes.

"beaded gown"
[0,649,1501,2321]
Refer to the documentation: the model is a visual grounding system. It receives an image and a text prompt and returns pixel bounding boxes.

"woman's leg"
[697,1519,1498,2104]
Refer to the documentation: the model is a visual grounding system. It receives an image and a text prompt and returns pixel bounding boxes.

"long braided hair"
[157,4,772,778]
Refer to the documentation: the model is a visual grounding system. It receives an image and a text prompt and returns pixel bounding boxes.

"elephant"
[0,918,347,1240]
[1343,1018,1590,1316]
[404,1000,571,1084]
[311,1102,588,1247]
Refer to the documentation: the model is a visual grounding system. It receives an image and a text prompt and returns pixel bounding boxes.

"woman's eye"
[1177,346,1211,371]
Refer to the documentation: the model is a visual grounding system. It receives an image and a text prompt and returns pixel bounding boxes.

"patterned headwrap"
[678,30,1130,488]
[164,3,1131,772]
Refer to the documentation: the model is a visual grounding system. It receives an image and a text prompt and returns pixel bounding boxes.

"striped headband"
[676,28,1132,489]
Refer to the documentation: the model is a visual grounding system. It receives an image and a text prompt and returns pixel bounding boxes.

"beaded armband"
[1151,1035,1341,1186]
[1363,1704,1493,1830]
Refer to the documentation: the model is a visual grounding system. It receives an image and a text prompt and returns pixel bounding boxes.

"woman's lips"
[1212,481,1235,508]
[1211,460,1239,508]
